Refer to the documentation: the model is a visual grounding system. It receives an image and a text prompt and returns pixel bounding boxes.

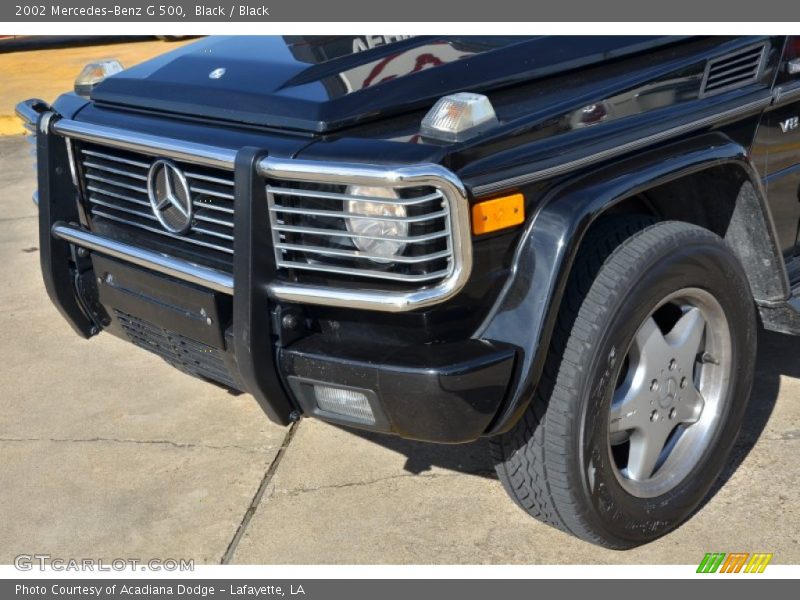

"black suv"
[18,35,800,548]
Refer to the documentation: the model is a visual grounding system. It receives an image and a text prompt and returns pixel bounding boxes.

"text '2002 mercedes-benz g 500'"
[17,35,800,548]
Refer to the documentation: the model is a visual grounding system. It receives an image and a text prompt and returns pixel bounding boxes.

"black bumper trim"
[280,336,516,443]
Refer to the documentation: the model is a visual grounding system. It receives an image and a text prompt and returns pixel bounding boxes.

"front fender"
[476,132,774,435]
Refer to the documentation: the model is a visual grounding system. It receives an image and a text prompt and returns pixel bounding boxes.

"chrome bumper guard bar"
[257,157,472,312]
[45,116,473,312]
[15,98,48,127]
[51,223,235,294]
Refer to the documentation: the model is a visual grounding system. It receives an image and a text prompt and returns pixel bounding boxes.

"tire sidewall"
[573,232,756,546]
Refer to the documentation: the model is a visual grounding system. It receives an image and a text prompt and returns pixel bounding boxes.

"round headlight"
[345,186,408,262]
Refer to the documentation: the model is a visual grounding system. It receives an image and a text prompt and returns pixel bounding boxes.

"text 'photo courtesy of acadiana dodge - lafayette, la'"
[15,585,306,597]
[2,33,799,569]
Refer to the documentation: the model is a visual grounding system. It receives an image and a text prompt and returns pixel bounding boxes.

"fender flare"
[476,131,783,435]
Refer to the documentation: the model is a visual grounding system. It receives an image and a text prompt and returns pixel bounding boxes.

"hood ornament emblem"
[209,67,226,80]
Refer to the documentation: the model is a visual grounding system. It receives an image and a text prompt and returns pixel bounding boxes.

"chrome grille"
[77,144,236,261]
[267,183,453,284]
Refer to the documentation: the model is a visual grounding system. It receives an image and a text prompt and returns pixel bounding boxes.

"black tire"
[492,218,757,549]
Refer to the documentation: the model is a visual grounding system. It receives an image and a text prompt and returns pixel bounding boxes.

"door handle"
[789,58,800,75]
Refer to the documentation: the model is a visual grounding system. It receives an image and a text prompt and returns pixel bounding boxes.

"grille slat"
[193,200,234,214]
[91,209,235,254]
[87,185,151,207]
[79,145,235,262]
[84,161,148,180]
[85,172,148,194]
[83,148,150,168]
[194,213,235,227]
[191,225,235,241]
[89,197,159,221]
[189,185,235,199]
[184,171,235,186]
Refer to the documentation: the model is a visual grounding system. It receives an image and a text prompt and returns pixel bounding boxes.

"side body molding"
[476,132,784,435]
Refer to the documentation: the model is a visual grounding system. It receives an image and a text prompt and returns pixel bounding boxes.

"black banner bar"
[4,579,799,600]
[3,0,800,22]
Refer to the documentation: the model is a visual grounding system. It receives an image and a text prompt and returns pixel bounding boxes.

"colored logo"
[697,552,773,573]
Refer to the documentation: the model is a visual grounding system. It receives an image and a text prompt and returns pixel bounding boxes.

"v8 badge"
[779,115,799,133]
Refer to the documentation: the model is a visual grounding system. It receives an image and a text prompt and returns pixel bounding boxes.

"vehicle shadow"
[344,325,794,487]
[339,428,498,479]
[699,326,794,505]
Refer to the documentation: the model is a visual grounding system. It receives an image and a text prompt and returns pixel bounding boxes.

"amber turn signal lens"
[471,193,525,235]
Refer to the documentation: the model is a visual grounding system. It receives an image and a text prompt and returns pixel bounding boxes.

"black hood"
[90,35,682,133]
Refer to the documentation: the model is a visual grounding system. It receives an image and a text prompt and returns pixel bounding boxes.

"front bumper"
[29,105,517,443]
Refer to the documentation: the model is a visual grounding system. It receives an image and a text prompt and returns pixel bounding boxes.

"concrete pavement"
[1,128,799,565]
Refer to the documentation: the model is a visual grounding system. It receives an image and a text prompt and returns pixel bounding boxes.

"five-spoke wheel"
[608,289,731,497]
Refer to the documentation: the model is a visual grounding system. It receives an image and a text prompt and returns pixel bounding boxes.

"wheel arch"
[477,131,785,435]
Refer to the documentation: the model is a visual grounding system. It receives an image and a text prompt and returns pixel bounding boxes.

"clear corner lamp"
[421,92,498,142]
[74,60,124,97]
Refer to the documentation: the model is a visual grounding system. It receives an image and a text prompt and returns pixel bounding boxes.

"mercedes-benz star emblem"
[209,67,226,79]
[147,159,193,234]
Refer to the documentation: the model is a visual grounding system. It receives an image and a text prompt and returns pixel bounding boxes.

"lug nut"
[680,377,687,389]
[650,379,659,391]
[669,408,677,420]
[668,359,677,371]
[650,410,660,422]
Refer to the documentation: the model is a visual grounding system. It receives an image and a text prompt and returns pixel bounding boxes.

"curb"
[0,115,24,136]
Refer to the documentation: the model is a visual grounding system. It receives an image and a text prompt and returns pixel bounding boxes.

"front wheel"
[492,219,756,548]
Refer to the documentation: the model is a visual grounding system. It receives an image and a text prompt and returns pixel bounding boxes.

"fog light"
[313,385,375,424]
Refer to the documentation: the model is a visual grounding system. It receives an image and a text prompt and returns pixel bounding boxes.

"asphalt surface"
[1,133,799,565]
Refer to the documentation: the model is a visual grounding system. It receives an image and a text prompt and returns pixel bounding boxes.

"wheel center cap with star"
[658,377,678,409]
